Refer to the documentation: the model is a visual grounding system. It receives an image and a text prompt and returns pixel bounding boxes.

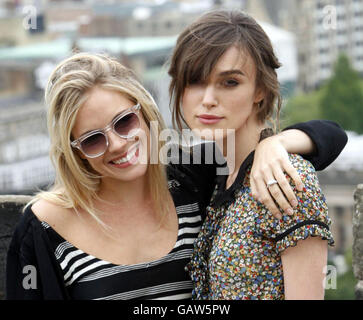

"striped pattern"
[42,201,202,300]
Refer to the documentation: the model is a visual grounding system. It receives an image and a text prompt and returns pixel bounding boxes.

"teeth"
[112,144,139,164]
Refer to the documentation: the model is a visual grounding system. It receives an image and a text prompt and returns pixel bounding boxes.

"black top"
[25,188,204,299]
[5,120,347,300]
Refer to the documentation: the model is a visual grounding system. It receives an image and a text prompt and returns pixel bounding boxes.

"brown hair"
[168,9,282,131]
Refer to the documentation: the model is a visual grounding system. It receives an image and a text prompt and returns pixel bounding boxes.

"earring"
[254,101,263,108]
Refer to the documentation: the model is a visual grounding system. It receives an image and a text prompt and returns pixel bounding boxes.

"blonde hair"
[28,53,169,227]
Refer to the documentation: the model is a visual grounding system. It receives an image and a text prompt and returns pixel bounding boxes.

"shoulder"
[280,154,327,216]
[258,154,333,249]
[257,154,329,233]
[31,199,72,232]
[167,142,225,175]
[7,200,60,256]
[288,153,315,174]
[287,153,320,189]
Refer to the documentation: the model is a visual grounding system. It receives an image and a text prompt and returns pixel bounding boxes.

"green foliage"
[282,54,363,133]
[325,249,356,300]
[320,55,363,134]
[281,89,324,128]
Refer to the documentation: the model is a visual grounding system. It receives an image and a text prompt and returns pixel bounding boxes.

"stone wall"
[353,184,363,300]
[0,195,32,300]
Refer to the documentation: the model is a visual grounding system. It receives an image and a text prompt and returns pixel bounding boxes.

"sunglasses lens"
[114,112,140,137]
[80,133,107,156]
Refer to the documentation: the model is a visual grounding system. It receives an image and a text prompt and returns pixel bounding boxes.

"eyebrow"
[80,110,125,137]
[218,69,246,77]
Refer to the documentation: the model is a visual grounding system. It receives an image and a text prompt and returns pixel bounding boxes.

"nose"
[202,85,218,109]
[106,130,128,154]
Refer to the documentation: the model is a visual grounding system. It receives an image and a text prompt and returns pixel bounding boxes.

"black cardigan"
[5,120,348,300]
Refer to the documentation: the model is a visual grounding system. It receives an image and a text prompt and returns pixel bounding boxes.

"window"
[319,48,330,54]
[320,62,331,69]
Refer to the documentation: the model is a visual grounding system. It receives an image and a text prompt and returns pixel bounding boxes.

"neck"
[217,118,265,178]
[97,174,150,209]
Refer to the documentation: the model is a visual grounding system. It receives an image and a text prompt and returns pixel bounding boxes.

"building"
[286,0,363,92]
[79,1,211,38]
[0,95,52,193]
[259,21,298,93]
[318,132,363,255]
[0,0,51,47]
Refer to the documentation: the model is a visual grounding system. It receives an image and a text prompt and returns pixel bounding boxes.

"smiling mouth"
[110,142,140,165]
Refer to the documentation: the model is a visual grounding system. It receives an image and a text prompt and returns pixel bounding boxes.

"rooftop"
[0,36,178,62]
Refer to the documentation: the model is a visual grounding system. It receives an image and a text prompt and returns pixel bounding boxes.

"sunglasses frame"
[71,103,141,158]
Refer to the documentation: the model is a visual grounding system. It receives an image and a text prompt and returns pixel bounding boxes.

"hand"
[250,135,304,219]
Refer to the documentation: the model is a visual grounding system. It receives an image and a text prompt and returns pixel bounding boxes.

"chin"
[109,163,149,183]
[190,126,229,142]
[90,157,149,183]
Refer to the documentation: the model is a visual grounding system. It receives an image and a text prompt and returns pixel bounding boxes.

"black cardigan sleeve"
[167,142,226,216]
[282,120,347,171]
[6,245,43,299]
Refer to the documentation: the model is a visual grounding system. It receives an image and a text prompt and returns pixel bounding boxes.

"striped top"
[41,199,203,300]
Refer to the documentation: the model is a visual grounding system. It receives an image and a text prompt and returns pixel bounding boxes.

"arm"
[6,207,68,300]
[168,142,225,220]
[281,236,328,300]
[251,120,347,218]
[258,154,334,299]
[277,128,315,155]
[6,236,43,299]
[282,120,348,170]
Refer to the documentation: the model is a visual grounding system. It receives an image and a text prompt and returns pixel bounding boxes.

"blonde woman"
[6,52,345,300]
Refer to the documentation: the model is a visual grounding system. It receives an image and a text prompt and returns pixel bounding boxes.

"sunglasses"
[71,103,141,158]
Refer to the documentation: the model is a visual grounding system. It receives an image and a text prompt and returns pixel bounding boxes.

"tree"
[320,54,363,134]
[281,89,323,128]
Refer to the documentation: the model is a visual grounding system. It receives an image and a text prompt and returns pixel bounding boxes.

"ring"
[266,179,278,188]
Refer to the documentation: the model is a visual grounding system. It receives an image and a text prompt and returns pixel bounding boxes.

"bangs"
[181,25,239,85]
[184,45,227,85]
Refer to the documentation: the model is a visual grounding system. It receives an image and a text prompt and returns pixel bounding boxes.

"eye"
[188,80,199,86]
[223,78,239,87]
[188,77,206,87]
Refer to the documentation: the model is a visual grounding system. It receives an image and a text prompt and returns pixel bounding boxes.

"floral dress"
[186,152,334,300]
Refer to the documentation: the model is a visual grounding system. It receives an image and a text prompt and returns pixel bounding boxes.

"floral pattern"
[186,153,334,300]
